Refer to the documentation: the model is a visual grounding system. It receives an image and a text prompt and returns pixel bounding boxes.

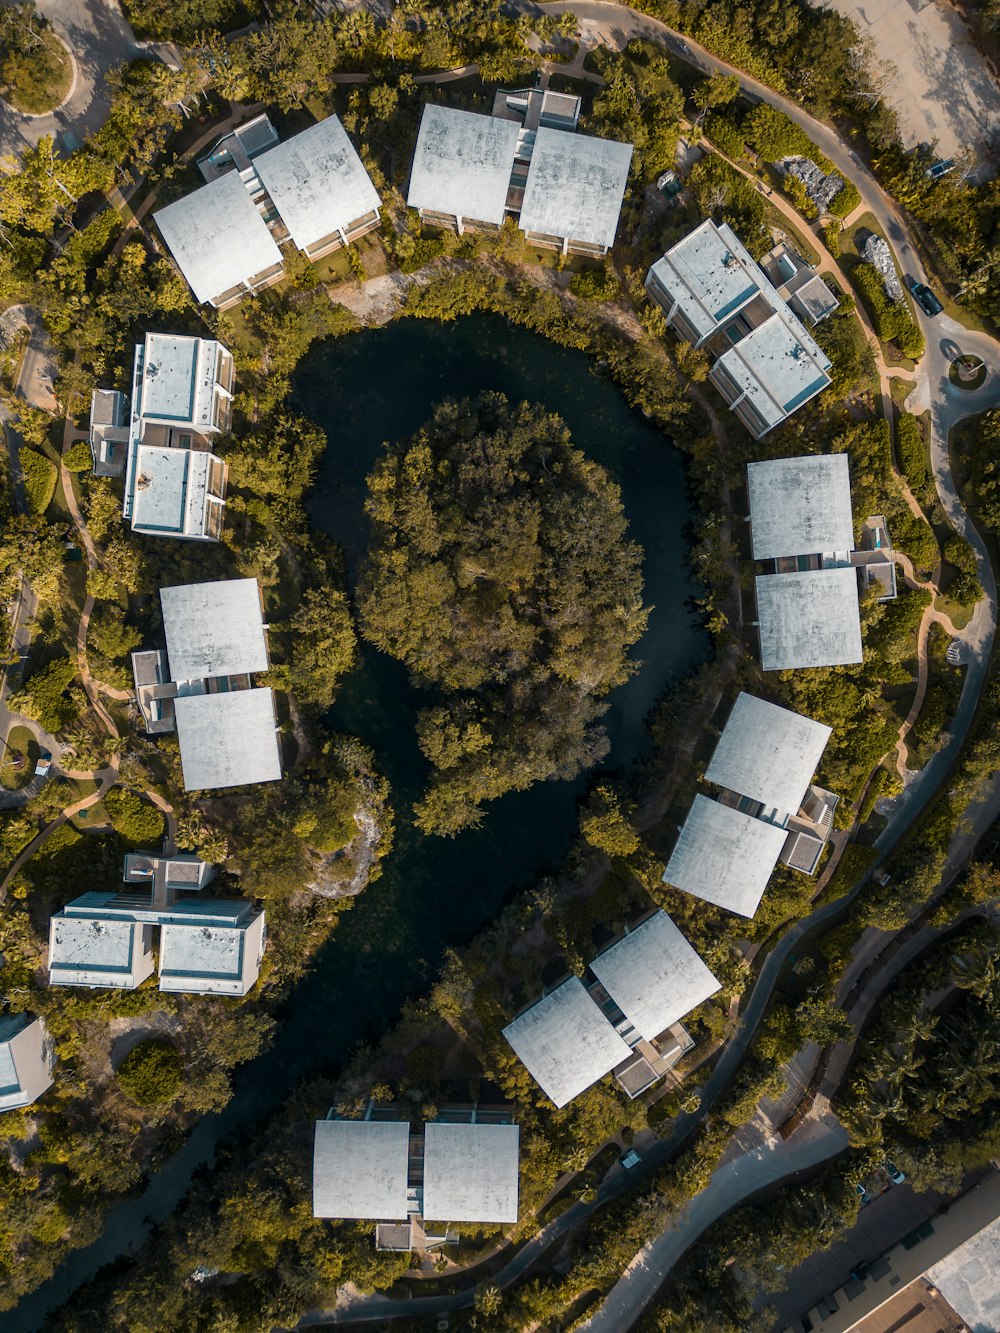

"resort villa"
[663,692,838,917]
[130,577,282,791]
[502,911,720,1107]
[407,97,633,256]
[154,113,381,308]
[312,1109,520,1250]
[0,1015,54,1112]
[645,220,833,437]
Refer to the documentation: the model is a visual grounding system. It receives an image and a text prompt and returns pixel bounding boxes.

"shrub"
[116,1040,182,1106]
[104,788,165,844]
[570,262,619,301]
[852,263,925,359]
[19,448,57,515]
[743,104,834,170]
[896,412,926,489]
[399,235,445,274]
[781,173,818,219]
[702,109,747,160]
[828,178,861,217]
[6,657,77,733]
[822,221,842,257]
[63,440,93,472]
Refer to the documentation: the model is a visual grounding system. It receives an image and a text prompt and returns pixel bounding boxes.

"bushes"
[104,788,165,845]
[742,104,834,170]
[702,109,747,160]
[570,263,620,301]
[829,178,861,217]
[20,448,57,515]
[823,221,842,257]
[6,656,77,732]
[895,412,926,489]
[63,440,93,472]
[116,1039,182,1106]
[851,262,925,359]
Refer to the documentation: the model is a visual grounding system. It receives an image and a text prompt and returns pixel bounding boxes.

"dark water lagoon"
[12,313,708,1329]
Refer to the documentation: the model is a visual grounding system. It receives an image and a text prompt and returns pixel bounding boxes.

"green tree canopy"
[116,1039,182,1106]
[358,393,648,835]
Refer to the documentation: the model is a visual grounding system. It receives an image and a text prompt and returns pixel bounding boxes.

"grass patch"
[933,591,974,631]
[889,377,915,408]
[0,25,73,115]
[0,724,39,790]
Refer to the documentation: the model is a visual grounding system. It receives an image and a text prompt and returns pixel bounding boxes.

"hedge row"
[851,262,925,359]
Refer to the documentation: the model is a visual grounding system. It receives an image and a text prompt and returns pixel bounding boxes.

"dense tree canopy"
[358,393,648,835]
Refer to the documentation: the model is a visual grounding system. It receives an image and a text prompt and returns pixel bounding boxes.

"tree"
[116,1039,182,1105]
[358,393,648,835]
[692,72,739,125]
[63,440,93,472]
[580,785,640,857]
[104,788,165,845]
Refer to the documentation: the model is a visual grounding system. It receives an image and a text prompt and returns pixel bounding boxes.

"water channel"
[12,313,708,1328]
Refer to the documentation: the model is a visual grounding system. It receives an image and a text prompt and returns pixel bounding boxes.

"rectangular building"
[422,1123,520,1225]
[518,128,632,255]
[756,567,864,671]
[407,104,520,234]
[89,388,129,477]
[704,692,832,818]
[663,794,789,918]
[173,688,281,792]
[747,454,855,562]
[160,578,269,682]
[48,904,155,989]
[158,904,266,996]
[312,1119,412,1220]
[0,1015,53,1111]
[711,315,833,440]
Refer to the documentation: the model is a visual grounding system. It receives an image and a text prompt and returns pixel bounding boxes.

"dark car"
[911,282,943,317]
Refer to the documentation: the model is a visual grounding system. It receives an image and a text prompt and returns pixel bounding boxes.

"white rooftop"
[158,910,264,996]
[160,578,268,681]
[136,334,224,428]
[131,447,213,537]
[154,172,282,305]
[756,568,863,671]
[422,1123,520,1224]
[648,219,766,342]
[927,1212,1000,1333]
[663,795,788,918]
[715,313,831,430]
[748,454,854,560]
[502,976,632,1109]
[0,1016,52,1112]
[407,104,520,227]
[47,912,152,988]
[254,115,380,250]
[174,688,281,791]
[312,1119,411,1220]
[519,128,632,249]
[590,911,720,1041]
[704,692,832,815]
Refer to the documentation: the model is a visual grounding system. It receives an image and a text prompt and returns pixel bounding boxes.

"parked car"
[910,282,943,316]
[884,1160,906,1185]
[856,1182,872,1205]
[620,1149,641,1170]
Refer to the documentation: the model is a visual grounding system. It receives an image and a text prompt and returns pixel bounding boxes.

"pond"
[11,313,708,1329]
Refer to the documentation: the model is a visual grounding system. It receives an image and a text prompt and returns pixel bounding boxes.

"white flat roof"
[422,1123,520,1224]
[131,447,211,537]
[519,129,632,249]
[715,313,831,429]
[663,795,788,918]
[0,1017,52,1111]
[174,688,281,791]
[138,334,201,423]
[590,911,720,1041]
[158,911,264,996]
[255,115,380,250]
[312,1120,411,1219]
[407,104,519,227]
[704,692,832,815]
[502,976,632,1109]
[927,1213,1000,1333]
[756,568,863,671]
[154,172,282,305]
[47,913,148,987]
[160,578,268,680]
[747,454,854,560]
[647,219,764,342]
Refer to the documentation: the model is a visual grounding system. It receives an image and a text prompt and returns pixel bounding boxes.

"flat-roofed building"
[159,903,265,996]
[128,447,227,541]
[313,1119,411,1220]
[756,567,863,671]
[422,1123,520,1224]
[645,220,831,435]
[154,172,285,309]
[747,454,855,562]
[48,900,155,989]
[711,315,832,440]
[89,388,129,477]
[254,114,381,258]
[518,128,632,255]
[407,104,520,234]
[589,911,720,1043]
[130,648,176,734]
[663,794,789,917]
[0,1015,53,1111]
[492,87,581,132]
[160,577,269,682]
[502,976,633,1109]
[124,850,216,896]
[705,692,832,817]
[197,112,280,186]
[173,688,281,791]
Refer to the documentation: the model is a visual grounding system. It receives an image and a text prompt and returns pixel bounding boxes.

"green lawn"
[0,724,40,790]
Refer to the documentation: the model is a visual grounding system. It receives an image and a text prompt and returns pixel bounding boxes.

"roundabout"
[0,15,74,117]
[950,353,988,391]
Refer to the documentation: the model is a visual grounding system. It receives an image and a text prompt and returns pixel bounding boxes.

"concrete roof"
[0,1015,52,1112]
[715,312,831,430]
[422,1123,520,1224]
[747,454,855,560]
[502,976,632,1108]
[47,912,153,988]
[590,911,720,1041]
[174,688,281,791]
[131,447,214,537]
[160,578,268,681]
[756,568,863,671]
[407,104,520,227]
[926,1213,1000,1333]
[154,172,282,305]
[519,128,633,249]
[648,219,763,341]
[312,1119,411,1219]
[662,795,788,917]
[791,273,839,324]
[704,692,832,815]
[158,909,265,996]
[254,115,380,250]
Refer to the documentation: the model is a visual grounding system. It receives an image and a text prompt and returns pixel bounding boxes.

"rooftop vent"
[723,251,737,268]
[136,473,151,491]
[146,362,159,379]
